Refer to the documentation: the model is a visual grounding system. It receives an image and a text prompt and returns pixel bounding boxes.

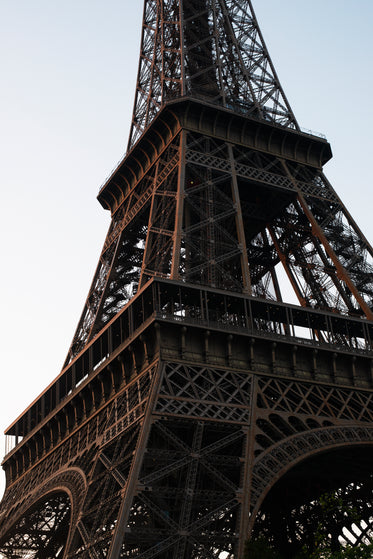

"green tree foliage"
[295,543,373,558]
[244,491,373,559]
[244,537,283,559]
[244,538,373,559]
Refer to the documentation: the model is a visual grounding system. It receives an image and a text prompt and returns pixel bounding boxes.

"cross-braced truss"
[129,0,297,147]
[0,493,70,559]
[1,352,373,558]
[66,126,373,364]
[1,0,373,557]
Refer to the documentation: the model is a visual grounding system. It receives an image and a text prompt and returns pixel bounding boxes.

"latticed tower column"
[128,0,297,148]
[63,0,373,365]
[0,1,372,558]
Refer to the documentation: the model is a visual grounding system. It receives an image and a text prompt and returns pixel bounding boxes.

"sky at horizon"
[0,0,372,500]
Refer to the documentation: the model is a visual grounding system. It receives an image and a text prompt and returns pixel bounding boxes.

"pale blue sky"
[0,1,372,497]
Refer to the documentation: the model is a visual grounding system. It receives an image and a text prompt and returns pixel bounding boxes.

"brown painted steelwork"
[1,281,373,556]
[0,1,373,557]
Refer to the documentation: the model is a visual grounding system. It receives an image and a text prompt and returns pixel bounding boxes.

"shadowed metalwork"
[0,1,372,558]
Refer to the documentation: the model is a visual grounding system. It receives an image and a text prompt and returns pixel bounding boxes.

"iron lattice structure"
[128,0,297,148]
[0,1,372,558]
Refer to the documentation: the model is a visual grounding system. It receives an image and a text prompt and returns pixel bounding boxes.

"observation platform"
[4,278,373,458]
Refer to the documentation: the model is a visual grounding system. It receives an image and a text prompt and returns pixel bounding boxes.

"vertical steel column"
[171,130,187,279]
[107,363,163,559]
[227,143,252,295]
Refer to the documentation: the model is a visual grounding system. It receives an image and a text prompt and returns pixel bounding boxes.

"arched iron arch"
[0,468,86,558]
[248,426,373,555]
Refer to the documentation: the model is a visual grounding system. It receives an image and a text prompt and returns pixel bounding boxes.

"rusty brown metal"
[0,1,372,557]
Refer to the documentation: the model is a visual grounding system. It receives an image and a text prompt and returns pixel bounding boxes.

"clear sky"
[0,1,372,498]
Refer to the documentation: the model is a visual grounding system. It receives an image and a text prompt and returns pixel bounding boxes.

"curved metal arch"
[0,468,87,556]
[0,493,71,558]
[249,425,373,534]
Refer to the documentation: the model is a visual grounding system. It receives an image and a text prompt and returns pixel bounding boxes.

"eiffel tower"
[0,1,372,557]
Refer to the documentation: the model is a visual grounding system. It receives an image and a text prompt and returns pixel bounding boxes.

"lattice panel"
[67,423,142,558]
[156,363,253,422]
[186,148,296,194]
[0,367,155,551]
[182,139,246,291]
[257,377,373,422]
[65,133,182,364]
[0,493,70,559]
[102,367,154,445]
[250,375,373,523]
[129,0,297,147]
[139,145,180,287]
[120,419,244,558]
[2,0,373,556]
[0,468,88,557]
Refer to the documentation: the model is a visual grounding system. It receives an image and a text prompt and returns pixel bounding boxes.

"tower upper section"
[128,0,298,148]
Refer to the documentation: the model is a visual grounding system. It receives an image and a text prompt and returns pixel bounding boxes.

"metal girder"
[65,66,373,363]
[129,0,297,148]
[1,0,373,557]
[0,493,70,559]
[1,348,373,557]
